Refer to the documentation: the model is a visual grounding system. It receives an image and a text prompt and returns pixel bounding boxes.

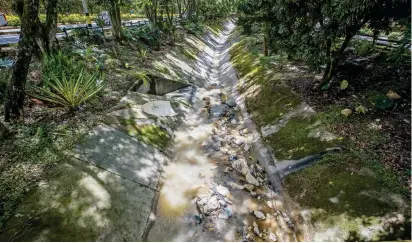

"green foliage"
[237,0,410,83]
[182,20,204,35]
[0,69,11,103]
[340,80,349,90]
[138,48,149,63]
[367,92,393,110]
[4,15,20,26]
[42,51,85,86]
[353,40,374,56]
[0,58,14,68]
[28,69,104,110]
[125,25,164,48]
[5,13,143,26]
[130,70,151,90]
[355,105,368,114]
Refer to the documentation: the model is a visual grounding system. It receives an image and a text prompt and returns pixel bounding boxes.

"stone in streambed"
[246,171,259,186]
[228,181,245,190]
[254,210,266,220]
[216,185,230,197]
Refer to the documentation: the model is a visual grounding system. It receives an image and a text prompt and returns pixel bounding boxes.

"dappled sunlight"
[0,158,156,241]
[297,208,410,241]
[74,124,167,189]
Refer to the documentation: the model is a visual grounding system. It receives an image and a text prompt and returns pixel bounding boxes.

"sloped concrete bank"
[0,22,223,242]
[227,27,411,241]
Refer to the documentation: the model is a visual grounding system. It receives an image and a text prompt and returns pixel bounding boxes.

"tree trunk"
[263,22,269,56]
[109,0,124,41]
[319,33,353,88]
[263,35,268,56]
[0,121,9,139]
[145,0,158,29]
[35,0,58,55]
[187,0,195,20]
[44,0,58,53]
[177,0,183,18]
[4,0,40,121]
[165,1,174,30]
[372,30,379,47]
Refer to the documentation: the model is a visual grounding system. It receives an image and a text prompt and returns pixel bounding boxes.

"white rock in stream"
[216,185,230,197]
[253,221,260,235]
[254,210,266,220]
[243,143,250,152]
[203,196,220,215]
[232,136,244,146]
[228,181,245,190]
[268,232,277,241]
[244,184,255,191]
[232,159,249,175]
[246,171,260,186]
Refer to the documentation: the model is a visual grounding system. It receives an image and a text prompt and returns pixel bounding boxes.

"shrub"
[41,51,84,86]
[28,69,104,110]
[353,40,373,56]
[183,20,204,35]
[138,48,148,63]
[0,69,11,103]
[5,15,20,26]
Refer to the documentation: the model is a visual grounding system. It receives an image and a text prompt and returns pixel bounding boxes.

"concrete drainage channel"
[0,19,310,242]
[145,19,300,242]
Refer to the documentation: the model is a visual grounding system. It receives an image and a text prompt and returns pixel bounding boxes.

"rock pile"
[193,85,296,241]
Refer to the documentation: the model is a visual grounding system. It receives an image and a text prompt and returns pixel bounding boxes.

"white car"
[0,13,7,26]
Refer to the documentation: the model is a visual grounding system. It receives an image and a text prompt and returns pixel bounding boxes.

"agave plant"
[28,69,104,111]
[0,58,14,68]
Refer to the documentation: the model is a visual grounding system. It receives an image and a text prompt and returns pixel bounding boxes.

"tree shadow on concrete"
[0,156,157,241]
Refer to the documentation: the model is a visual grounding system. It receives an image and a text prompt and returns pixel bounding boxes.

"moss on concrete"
[246,84,301,127]
[266,117,340,160]
[284,151,411,240]
[119,118,171,150]
[230,39,301,126]
[284,153,393,216]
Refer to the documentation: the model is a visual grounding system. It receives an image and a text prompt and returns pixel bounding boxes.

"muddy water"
[146,21,298,242]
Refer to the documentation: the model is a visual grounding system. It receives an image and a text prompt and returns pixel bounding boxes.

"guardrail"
[0,17,184,47]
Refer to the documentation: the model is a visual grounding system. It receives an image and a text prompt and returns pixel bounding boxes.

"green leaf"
[355,105,368,114]
[368,93,393,110]
[340,80,349,90]
[321,82,331,90]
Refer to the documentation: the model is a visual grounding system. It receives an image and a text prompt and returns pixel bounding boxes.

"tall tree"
[4,0,40,121]
[237,0,411,88]
[109,0,124,41]
[36,0,59,55]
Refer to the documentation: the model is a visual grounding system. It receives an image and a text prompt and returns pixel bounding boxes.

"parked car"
[0,13,8,26]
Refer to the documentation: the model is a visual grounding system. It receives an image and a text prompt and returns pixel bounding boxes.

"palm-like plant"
[129,70,151,91]
[28,69,104,111]
[138,48,149,63]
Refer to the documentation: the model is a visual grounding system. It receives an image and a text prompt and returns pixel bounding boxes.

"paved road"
[0,19,147,46]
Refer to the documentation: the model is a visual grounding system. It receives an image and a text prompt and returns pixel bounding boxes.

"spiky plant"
[28,69,104,111]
